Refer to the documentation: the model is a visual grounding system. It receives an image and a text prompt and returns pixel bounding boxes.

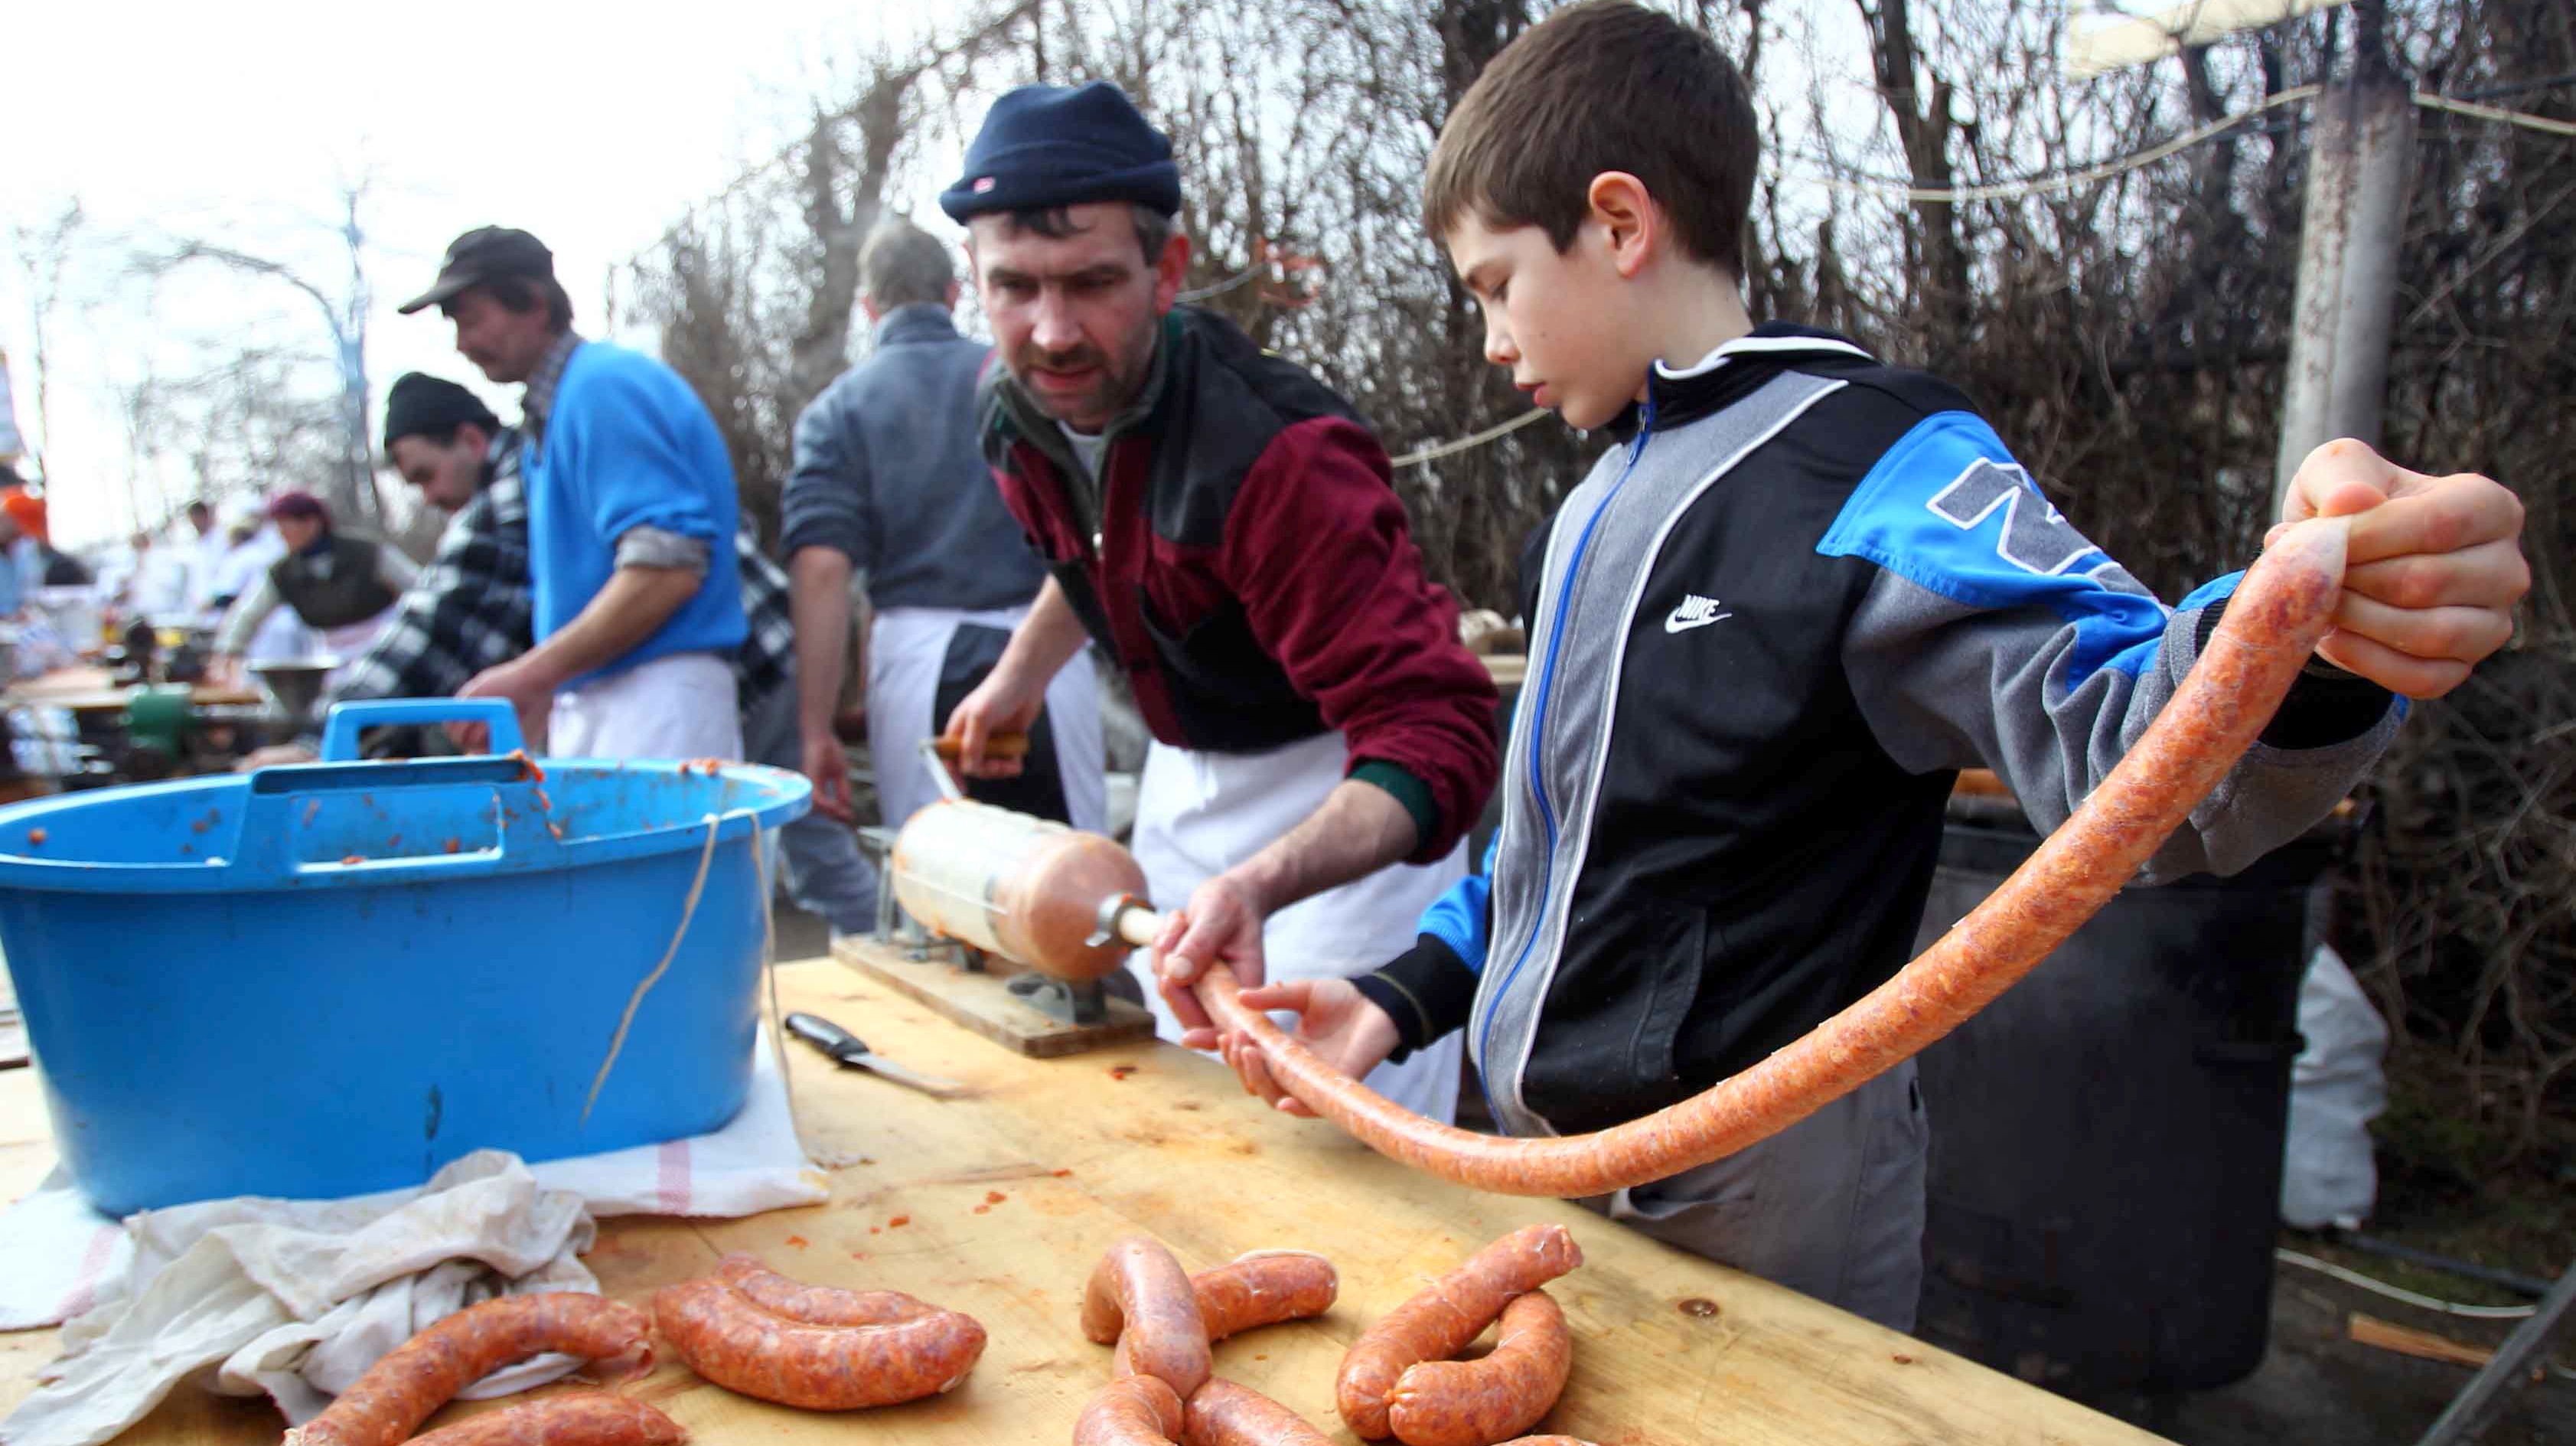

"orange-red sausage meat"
[282,1294,654,1446]
[652,1274,984,1409]
[1084,1235,1213,1399]
[1338,1226,1583,1441]
[1075,1374,1188,1446]
[1182,1378,1335,1446]
[1387,1290,1573,1446]
[400,1392,686,1445]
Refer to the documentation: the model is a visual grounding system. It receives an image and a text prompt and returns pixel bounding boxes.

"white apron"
[548,651,742,761]
[1131,730,1467,1124]
[867,604,1107,834]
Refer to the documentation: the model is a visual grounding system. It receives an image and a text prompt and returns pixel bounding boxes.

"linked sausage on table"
[714,1252,934,1327]
[1083,1235,1213,1398]
[1074,1374,1187,1446]
[1337,1225,1583,1441]
[1386,1290,1572,1446]
[1085,1250,1339,1359]
[401,1392,686,1445]
[1182,1378,1335,1446]
[652,1274,986,1409]
[282,1294,654,1446]
[1195,517,2353,1198]
[1190,1252,1339,1343]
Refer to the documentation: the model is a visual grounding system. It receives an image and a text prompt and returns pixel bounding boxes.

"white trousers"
[1132,730,1467,1124]
[866,605,1106,834]
[548,651,742,761]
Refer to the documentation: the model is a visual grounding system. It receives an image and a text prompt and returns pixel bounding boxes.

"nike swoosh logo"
[1665,596,1734,633]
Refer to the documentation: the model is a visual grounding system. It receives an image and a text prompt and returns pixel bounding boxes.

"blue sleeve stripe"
[1817,411,2174,684]
[1417,834,1498,974]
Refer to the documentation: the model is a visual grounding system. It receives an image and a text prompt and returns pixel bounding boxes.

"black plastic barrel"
[1909,812,2333,1396]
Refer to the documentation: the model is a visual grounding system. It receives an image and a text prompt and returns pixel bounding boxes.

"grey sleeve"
[779,388,873,566]
[614,526,711,576]
[1843,564,2401,882]
[214,573,281,654]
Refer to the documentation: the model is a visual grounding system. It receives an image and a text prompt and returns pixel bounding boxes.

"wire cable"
[2274,1247,2541,1320]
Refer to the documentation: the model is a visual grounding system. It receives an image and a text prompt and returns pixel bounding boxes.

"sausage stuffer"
[834,739,1161,1056]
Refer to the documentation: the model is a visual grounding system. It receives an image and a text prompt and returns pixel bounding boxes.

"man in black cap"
[936,81,1499,1122]
[399,227,748,759]
[238,372,878,934]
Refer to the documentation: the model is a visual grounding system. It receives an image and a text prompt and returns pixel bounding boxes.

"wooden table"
[3,667,261,715]
[0,959,2164,1444]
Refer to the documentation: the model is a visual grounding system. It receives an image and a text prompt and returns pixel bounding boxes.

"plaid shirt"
[321,427,793,724]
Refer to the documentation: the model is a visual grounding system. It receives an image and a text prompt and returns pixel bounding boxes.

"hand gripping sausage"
[1338,1225,1583,1441]
[714,1252,934,1327]
[1182,1378,1335,1446]
[1074,1374,1188,1446]
[1387,1290,1572,1446]
[401,1392,686,1445]
[1082,1235,1213,1398]
[1194,517,2353,1197]
[282,1294,654,1446]
[1086,1249,1340,1363]
[652,1274,986,1409]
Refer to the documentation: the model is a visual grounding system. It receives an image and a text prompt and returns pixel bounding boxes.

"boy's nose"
[1482,315,1517,367]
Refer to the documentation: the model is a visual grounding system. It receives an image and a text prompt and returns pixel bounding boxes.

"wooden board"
[835,934,1156,1057]
[0,960,2167,1446]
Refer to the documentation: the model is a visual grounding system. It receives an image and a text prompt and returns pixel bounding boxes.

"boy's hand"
[2274,439,2527,699]
[1188,978,1397,1117]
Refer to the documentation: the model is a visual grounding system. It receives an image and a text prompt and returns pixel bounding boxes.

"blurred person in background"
[210,492,414,683]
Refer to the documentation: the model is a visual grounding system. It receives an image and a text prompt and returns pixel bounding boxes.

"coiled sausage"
[1337,1226,1582,1441]
[282,1294,654,1446]
[713,1252,933,1327]
[1074,1374,1188,1446]
[1083,1236,1212,1398]
[652,1274,985,1409]
[1386,1290,1571,1446]
[1182,1378,1335,1446]
[401,1392,686,1445]
[1197,517,2353,1197]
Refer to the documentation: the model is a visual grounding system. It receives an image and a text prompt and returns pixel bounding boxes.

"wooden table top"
[4,667,261,713]
[0,959,2163,1445]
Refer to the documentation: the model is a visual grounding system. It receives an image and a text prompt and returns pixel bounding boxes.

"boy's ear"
[1586,171,1658,279]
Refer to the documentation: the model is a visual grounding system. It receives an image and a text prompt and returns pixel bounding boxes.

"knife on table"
[784,1012,970,1098]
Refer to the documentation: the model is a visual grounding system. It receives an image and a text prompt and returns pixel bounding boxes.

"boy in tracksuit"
[1176,0,2531,1330]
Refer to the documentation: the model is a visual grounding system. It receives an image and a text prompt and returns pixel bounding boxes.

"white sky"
[1,0,940,548]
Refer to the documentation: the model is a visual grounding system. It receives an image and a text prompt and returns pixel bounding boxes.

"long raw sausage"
[713,1253,934,1327]
[1386,1290,1571,1446]
[1084,1235,1213,1398]
[1338,1226,1582,1441]
[1182,1378,1335,1446]
[282,1294,654,1446]
[1074,1374,1188,1446]
[1087,1250,1339,1358]
[652,1274,985,1409]
[401,1392,686,1445]
[1195,517,2352,1197]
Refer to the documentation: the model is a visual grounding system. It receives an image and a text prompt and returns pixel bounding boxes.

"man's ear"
[1585,171,1658,280]
[859,295,883,324]
[944,280,963,310]
[1152,229,1195,314]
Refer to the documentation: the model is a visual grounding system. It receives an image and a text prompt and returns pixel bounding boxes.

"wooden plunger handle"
[1089,893,1166,951]
[929,732,1032,762]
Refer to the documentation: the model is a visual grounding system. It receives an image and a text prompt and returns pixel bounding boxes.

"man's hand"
[455,657,558,753]
[801,724,856,824]
[1152,873,1270,1036]
[2275,439,2529,699]
[940,665,1046,778]
[236,743,318,772]
[1198,977,1397,1118]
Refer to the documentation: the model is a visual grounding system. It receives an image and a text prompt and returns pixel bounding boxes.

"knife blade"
[784,1012,969,1097]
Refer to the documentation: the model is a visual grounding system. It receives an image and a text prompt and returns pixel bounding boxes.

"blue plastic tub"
[0,698,810,1215]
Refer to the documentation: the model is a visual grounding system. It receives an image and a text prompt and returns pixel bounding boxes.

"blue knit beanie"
[939,82,1182,223]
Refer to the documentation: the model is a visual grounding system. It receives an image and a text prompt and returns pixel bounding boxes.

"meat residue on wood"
[1109,1065,1138,1081]
[887,1215,911,1229]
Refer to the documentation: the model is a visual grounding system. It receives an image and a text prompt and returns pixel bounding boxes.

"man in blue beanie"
[937,81,1500,1124]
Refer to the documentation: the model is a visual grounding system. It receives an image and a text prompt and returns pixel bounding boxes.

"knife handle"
[785,1011,861,1056]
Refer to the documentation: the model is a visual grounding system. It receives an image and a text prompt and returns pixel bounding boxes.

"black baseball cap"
[396,227,556,315]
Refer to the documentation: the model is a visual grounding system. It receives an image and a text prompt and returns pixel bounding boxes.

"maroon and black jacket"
[976,306,1498,862]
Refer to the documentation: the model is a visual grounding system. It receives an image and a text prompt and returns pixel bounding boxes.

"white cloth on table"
[0,1032,824,1446]
[546,650,741,761]
[865,603,1106,834]
[1130,729,1468,1124]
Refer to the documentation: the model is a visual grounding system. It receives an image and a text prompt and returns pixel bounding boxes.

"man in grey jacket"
[783,220,1105,834]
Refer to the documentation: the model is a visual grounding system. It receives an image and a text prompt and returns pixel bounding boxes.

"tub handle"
[319,699,527,762]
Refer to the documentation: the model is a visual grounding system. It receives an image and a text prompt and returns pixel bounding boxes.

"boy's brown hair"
[1424,0,1761,277]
